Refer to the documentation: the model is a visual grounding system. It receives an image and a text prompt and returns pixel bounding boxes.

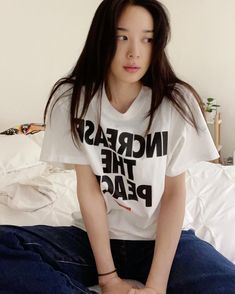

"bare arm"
[75,164,134,292]
[75,164,115,276]
[145,172,186,293]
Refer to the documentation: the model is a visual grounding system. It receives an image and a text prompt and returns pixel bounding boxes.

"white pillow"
[0,135,47,188]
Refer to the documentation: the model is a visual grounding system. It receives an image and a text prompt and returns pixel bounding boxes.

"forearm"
[78,191,115,275]
[146,184,186,292]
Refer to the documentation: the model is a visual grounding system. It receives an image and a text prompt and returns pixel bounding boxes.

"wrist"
[145,287,158,294]
[146,277,167,294]
[145,283,166,294]
[98,271,119,287]
[98,268,117,277]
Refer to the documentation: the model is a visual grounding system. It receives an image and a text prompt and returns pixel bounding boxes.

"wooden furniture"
[207,112,222,163]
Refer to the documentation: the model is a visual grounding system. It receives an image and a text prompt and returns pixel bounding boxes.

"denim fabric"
[0,225,235,294]
[0,226,97,294]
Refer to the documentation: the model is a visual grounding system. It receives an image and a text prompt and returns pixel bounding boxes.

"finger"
[128,289,136,294]
[134,284,141,289]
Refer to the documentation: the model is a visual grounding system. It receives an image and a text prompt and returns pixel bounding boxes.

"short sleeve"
[40,86,89,165]
[165,89,219,177]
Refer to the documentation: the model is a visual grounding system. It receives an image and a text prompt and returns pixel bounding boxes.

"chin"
[121,74,144,84]
[121,79,141,85]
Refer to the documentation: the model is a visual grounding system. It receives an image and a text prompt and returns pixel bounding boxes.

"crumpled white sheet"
[0,176,57,212]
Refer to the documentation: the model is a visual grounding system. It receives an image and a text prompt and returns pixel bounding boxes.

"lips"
[123,65,141,73]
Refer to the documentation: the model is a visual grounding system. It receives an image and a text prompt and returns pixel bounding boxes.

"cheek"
[110,55,122,75]
[115,45,126,59]
[144,47,152,65]
[112,45,121,59]
[110,56,119,71]
[141,54,152,74]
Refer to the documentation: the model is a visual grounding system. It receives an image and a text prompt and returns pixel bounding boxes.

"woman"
[41,0,235,293]
[1,1,235,293]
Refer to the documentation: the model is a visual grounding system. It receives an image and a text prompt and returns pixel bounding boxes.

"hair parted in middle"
[43,0,204,148]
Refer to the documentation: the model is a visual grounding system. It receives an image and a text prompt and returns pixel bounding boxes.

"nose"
[127,41,140,59]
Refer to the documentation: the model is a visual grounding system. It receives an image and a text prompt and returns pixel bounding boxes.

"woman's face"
[108,5,154,87]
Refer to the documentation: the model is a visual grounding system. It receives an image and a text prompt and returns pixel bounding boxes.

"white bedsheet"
[0,167,79,227]
[185,162,235,263]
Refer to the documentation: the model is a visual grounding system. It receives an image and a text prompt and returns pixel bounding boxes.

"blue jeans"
[0,225,235,294]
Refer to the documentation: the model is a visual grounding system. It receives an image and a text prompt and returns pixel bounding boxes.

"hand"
[128,287,166,294]
[100,276,135,294]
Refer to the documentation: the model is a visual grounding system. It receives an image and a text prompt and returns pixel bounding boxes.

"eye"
[116,35,128,41]
[143,37,153,43]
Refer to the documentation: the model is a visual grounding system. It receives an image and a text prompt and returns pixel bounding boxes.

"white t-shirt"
[40,83,219,240]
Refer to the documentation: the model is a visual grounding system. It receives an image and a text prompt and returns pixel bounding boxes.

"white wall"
[0,0,234,159]
[0,0,100,128]
[161,0,235,159]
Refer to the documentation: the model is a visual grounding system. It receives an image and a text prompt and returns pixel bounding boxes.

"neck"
[105,79,142,113]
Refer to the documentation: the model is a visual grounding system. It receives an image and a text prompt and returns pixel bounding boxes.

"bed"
[0,125,235,293]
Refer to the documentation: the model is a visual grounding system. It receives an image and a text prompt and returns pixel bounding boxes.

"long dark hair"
[43,0,204,148]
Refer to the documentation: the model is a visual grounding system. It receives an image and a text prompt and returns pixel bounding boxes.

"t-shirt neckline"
[102,85,148,120]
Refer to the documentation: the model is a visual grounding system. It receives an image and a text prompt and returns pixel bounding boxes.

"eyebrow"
[117,27,154,33]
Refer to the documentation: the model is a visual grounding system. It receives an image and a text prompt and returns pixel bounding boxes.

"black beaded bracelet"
[97,269,117,277]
